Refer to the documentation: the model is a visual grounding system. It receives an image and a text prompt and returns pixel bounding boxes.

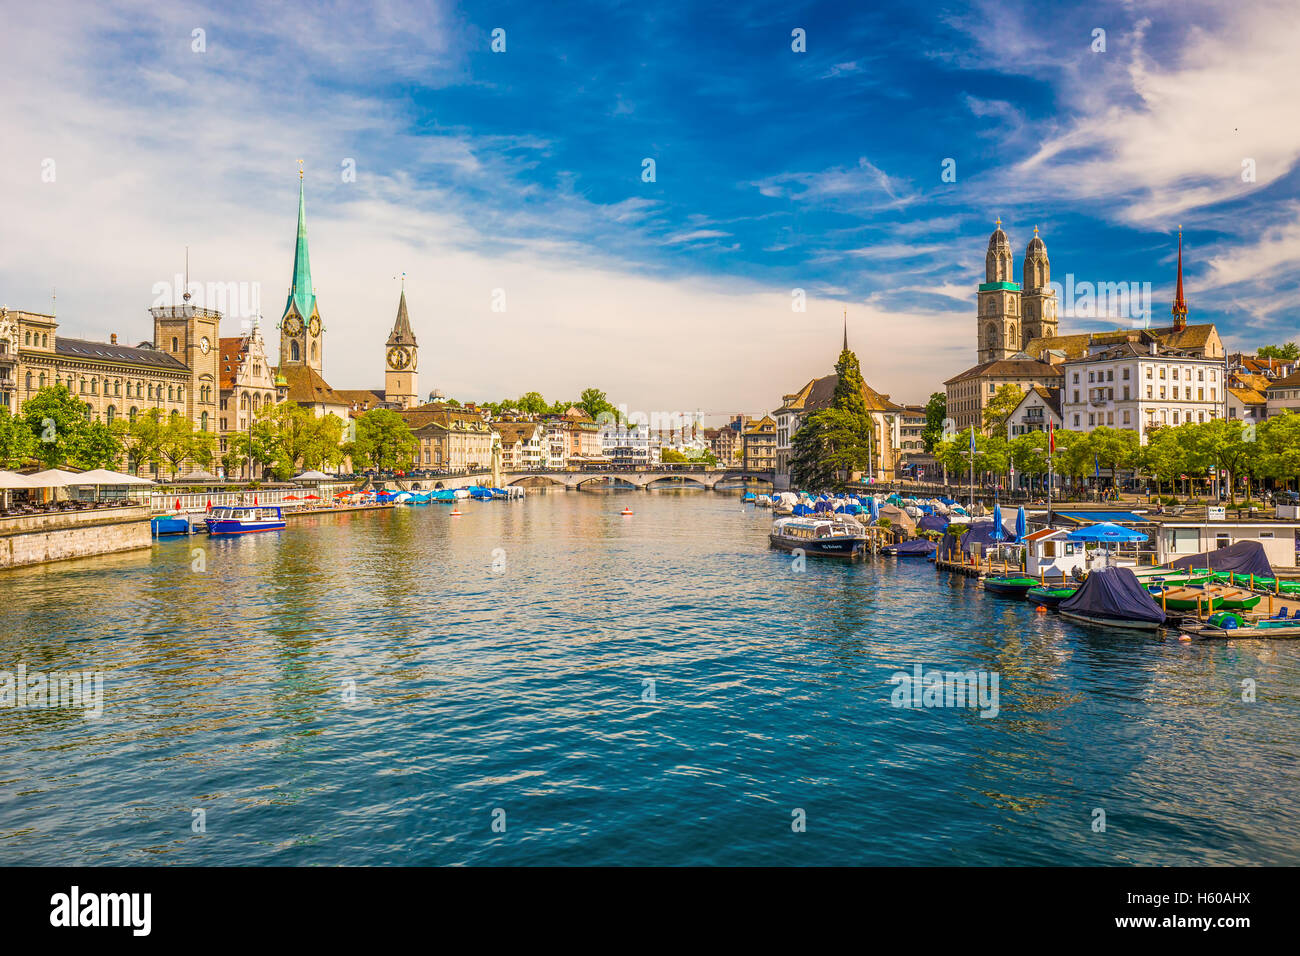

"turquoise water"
[1,492,1297,865]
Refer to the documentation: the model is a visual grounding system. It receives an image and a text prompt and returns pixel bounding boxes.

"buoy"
[1178,634,1191,642]
[450,509,462,517]
[1034,605,1047,614]
[621,508,634,516]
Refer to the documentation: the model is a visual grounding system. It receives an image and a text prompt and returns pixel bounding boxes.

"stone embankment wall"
[0,506,152,571]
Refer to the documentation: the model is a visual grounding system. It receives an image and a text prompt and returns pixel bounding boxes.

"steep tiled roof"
[277,364,347,407]
[1023,324,1220,360]
[1266,370,1300,391]
[1029,384,1062,418]
[332,388,386,410]
[1227,386,1267,406]
[780,372,906,415]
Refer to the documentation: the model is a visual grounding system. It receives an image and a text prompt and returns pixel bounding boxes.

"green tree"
[1258,412,1300,491]
[516,392,548,416]
[789,347,875,491]
[921,392,947,452]
[348,408,417,471]
[258,404,345,478]
[1257,342,1300,360]
[578,387,615,423]
[157,415,196,478]
[1009,430,1049,481]
[113,408,165,476]
[982,384,1024,435]
[0,408,36,468]
[20,383,93,468]
[1139,427,1188,496]
[69,421,124,470]
[660,448,689,463]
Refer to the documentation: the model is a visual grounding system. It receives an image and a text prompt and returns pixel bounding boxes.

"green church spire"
[285,164,317,321]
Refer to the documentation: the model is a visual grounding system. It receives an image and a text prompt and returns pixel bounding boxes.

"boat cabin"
[1023,528,1138,580]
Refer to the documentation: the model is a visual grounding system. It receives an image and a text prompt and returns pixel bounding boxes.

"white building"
[1005,385,1062,439]
[600,422,661,466]
[1060,340,1225,444]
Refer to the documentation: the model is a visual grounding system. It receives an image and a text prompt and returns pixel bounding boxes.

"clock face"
[308,317,321,336]
[199,336,210,354]
[388,347,409,370]
[283,315,303,336]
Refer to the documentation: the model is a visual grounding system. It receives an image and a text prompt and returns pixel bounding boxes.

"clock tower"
[279,165,324,374]
[384,286,419,409]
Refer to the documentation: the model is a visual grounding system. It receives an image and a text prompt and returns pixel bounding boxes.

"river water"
[1,491,1297,865]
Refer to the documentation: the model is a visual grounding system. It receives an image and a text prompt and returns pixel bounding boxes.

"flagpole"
[1047,421,1054,526]
[969,425,975,514]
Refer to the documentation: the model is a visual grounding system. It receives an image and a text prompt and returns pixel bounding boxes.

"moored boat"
[983,575,1039,599]
[151,514,191,536]
[204,505,286,535]
[882,539,936,558]
[1026,584,1078,608]
[1058,566,1166,632]
[1148,586,1224,612]
[769,515,867,560]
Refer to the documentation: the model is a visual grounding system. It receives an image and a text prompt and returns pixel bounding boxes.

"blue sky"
[2,0,1298,417]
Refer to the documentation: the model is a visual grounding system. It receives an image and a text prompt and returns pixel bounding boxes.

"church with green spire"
[279,167,324,374]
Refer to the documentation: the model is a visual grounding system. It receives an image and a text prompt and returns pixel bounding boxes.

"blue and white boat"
[204,505,286,535]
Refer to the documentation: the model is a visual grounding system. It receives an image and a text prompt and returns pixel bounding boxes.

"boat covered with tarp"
[882,538,936,557]
[1058,566,1166,631]
[1170,540,1273,579]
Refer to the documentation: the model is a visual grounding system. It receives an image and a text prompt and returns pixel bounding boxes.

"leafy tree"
[516,392,548,416]
[157,415,196,478]
[347,408,417,472]
[1185,418,1258,503]
[1259,412,1300,491]
[578,387,615,423]
[20,384,93,468]
[69,421,123,470]
[1257,343,1300,361]
[982,384,1024,435]
[1009,430,1049,480]
[1089,426,1139,480]
[113,408,165,476]
[921,392,947,452]
[660,448,689,463]
[0,407,36,468]
[789,347,875,490]
[220,446,244,480]
[257,404,345,478]
[189,429,218,472]
[1139,427,1188,496]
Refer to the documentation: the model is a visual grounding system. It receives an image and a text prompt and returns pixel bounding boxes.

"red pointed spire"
[1171,226,1188,331]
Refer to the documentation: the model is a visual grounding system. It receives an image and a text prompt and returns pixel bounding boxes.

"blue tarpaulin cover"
[1059,566,1165,624]
[918,514,949,533]
[1170,540,1273,577]
[888,539,936,555]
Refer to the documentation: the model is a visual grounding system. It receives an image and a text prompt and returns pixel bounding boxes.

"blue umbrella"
[1065,522,1147,543]
[992,503,1005,541]
[1015,505,1026,543]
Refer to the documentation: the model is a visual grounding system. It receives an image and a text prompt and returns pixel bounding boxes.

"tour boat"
[769,515,867,560]
[204,505,286,535]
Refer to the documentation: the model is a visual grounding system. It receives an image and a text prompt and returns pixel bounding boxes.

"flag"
[206,499,212,511]
[1048,421,1055,455]
[969,425,976,455]
[174,498,180,510]
[1094,454,1100,479]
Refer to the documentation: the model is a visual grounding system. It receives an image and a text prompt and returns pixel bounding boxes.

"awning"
[1056,511,1149,524]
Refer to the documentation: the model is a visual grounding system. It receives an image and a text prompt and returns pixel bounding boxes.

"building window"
[291,340,300,362]
[25,372,32,390]
[106,406,115,424]
[200,411,208,432]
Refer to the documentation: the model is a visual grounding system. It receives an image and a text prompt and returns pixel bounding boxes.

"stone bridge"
[503,469,775,491]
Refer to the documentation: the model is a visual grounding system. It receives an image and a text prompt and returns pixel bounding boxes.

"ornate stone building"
[218,323,279,476]
[0,303,219,441]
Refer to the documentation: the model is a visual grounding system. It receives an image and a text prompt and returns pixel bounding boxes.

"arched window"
[25,331,31,345]
[200,411,208,432]
[41,334,48,347]
[114,381,121,396]
[106,406,116,424]
[38,373,45,388]
[291,340,300,362]
[25,372,32,390]
[168,386,174,401]
[985,300,996,315]
[80,378,87,393]
[311,342,318,362]
[240,393,249,410]
[177,387,183,402]
[90,379,98,395]
[170,409,179,421]
[148,384,154,400]
[986,324,997,349]
[171,336,179,352]
[129,407,138,422]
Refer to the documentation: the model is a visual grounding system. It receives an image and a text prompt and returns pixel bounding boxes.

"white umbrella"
[0,471,34,489]
[68,468,155,485]
[293,470,331,481]
[24,469,80,487]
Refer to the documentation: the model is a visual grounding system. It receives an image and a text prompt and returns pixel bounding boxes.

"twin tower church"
[276,170,422,414]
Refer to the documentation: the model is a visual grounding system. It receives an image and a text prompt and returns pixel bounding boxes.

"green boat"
[983,575,1039,599]
[1225,572,1300,594]
[1026,585,1077,608]
[1147,585,1224,612]
[1213,588,1262,611]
